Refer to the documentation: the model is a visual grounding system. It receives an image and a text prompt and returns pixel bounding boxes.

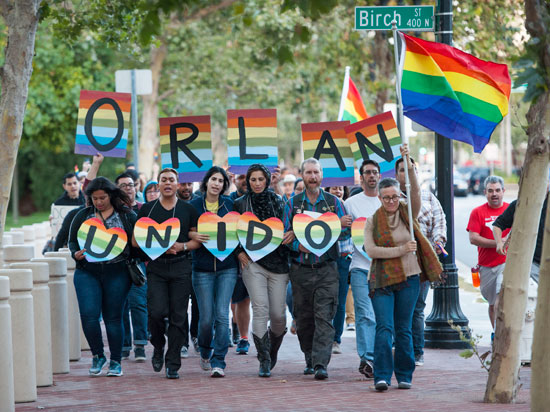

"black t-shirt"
[136,198,199,260]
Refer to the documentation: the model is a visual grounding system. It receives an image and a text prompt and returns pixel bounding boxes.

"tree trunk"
[484,93,550,403]
[138,42,167,180]
[0,0,40,245]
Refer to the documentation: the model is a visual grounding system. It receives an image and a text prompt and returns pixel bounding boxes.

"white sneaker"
[181,346,189,358]
[199,357,210,371]
[332,342,342,354]
[346,323,355,331]
[211,367,225,377]
[375,380,389,391]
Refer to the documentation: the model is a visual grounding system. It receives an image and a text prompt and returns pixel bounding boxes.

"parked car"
[428,172,469,197]
[469,167,491,194]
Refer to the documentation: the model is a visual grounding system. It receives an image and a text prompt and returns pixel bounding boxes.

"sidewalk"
[16,331,530,412]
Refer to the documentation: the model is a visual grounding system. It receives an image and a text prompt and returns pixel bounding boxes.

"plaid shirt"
[400,189,447,248]
[283,190,349,264]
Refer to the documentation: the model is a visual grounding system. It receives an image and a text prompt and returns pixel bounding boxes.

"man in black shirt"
[54,172,85,206]
[133,168,201,379]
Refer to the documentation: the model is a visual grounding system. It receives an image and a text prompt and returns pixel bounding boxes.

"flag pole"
[337,66,351,121]
[392,21,414,241]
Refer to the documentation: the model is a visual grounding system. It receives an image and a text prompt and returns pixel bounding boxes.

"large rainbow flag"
[338,68,368,123]
[398,33,511,153]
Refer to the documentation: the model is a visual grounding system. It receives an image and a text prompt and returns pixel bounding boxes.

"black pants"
[182,287,199,346]
[290,261,338,369]
[147,258,192,371]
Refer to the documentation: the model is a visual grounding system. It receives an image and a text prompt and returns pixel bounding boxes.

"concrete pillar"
[59,248,90,351]
[3,245,35,269]
[0,269,37,403]
[9,230,25,245]
[45,251,80,361]
[1,233,13,265]
[10,262,52,387]
[31,257,69,374]
[42,221,52,238]
[21,225,37,259]
[0,276,15,412]
[32,223,46,258]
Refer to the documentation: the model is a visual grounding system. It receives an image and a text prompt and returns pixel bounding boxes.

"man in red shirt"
[467,176,510,329]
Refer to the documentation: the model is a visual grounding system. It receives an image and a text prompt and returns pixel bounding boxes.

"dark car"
[469,167,491,194]
[429,172,469,197]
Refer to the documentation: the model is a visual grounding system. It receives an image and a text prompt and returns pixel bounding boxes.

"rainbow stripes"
[227,109,278,174]
[293,213,342,257]
[302,121,354,186]
[160,115,213,183]
[77,218,127,263]
[345,111,402,178]
[399,33,511,153]
[197,212,240,261]
[339,75,368,123]
[351,217,369,260]
[236,212,284,262]
[134,217,181,261]
[75,90,131,158]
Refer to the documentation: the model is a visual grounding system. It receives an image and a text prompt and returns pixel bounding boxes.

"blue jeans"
[350,268,375,362]
[371,275,420,385]
[412,280,430,357]
[74,262,131,362]
[332,256,351,343]
[192,268,238,369]
[123,281,148,351]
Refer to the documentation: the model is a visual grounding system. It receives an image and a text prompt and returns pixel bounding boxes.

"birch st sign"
[355,6,434,31]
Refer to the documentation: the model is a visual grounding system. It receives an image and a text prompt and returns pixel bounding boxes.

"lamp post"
[424,0,470,349]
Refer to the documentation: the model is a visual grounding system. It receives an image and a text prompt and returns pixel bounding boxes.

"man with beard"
[177,182,197,202]
[283,158,350,380]
[343,159,381,378]
[467,176,509,331]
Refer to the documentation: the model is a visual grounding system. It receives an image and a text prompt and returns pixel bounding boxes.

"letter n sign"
[227,109,278,174]
[301,121,354,186]
[75,90,131,158]
[160,115,213,183]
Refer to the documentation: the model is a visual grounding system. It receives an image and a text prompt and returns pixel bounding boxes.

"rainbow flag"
[398,33,511,153]
[75,90,131,158]
[338,68,368,123]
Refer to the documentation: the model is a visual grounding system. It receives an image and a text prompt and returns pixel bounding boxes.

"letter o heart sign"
[134,217,181,261]
[351,217,370,260]
[197,212,240,261]
[237,212,284,262]
[293,212,341,257]
[77,218,128,262]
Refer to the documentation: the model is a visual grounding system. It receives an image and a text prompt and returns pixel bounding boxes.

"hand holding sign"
[237,212,284,262]
[197,212,240,261]
[134,217,181,260]
[293,213,342,257]
[77,218,128,262]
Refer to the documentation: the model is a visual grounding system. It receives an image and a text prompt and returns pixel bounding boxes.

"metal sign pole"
[392,21,414,241]
[131,69,139,171]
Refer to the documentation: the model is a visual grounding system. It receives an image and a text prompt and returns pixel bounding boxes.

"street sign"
[115,69,153,95]
[355,6,434,31]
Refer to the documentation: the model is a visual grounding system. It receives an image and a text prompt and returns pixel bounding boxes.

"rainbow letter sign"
[77,218,128,262]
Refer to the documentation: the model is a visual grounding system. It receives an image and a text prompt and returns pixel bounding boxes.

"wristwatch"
[183,242,188,252]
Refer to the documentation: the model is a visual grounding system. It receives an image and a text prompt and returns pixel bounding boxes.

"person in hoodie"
[190,166,239,378]
[233,164,294,377]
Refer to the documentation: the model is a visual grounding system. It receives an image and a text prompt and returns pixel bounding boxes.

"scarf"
[245,164,283,220]
[369,202,443,291]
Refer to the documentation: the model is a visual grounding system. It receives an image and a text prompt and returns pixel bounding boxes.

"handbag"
[127,259,146,287]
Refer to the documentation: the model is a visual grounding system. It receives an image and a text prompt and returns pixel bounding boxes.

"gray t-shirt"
[344,192,381,271]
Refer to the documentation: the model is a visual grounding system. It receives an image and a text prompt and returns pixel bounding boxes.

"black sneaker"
[134,346,146,362]
[314,366,328,380]
[152,348,164,372]
[375,380,389,391]
[165,368,179,379]
[121,349,130,360]
[359,359,374,378]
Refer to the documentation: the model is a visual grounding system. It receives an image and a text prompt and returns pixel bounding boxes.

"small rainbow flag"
[398,33,511,153]
[345,111,402,178]
[77,218,128,263]
[75,90,131,158]
[227,109,278,174]
[338,67,368,124]
[160,115,213,183]
[302,121,354,186]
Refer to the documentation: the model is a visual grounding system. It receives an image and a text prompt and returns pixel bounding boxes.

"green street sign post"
[355,5,434,32]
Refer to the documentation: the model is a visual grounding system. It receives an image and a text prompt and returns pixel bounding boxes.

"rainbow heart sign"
[237,212,284,262]
[134,217,181,261]
[197,212,240,261]
[351,217,370,260]
[77,218,128,262]
[293,212,342,257]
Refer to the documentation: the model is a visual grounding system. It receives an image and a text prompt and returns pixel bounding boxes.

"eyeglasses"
[382,195,400,203]
[118,183,135,189]
[363,170,379,176]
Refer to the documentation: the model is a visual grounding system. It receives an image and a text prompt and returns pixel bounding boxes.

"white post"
[21,225,37,259]
[1,233,13,265]
[337,66,351,121]
[0,276,15,412]
[10,262,52,387]
[32,223,46,258]
[0,269,37,403]
[45,251,80,361]
[8,230,25,245]
[3,245,35,267]
[31,257,70,374]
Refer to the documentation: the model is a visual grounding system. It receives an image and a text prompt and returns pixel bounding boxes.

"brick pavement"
[15,333,530,412]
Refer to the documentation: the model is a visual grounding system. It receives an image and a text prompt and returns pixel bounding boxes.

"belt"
[293,260,333,269]
[154,252,190,264]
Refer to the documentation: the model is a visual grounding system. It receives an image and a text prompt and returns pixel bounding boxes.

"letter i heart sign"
[197,212,240,261]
